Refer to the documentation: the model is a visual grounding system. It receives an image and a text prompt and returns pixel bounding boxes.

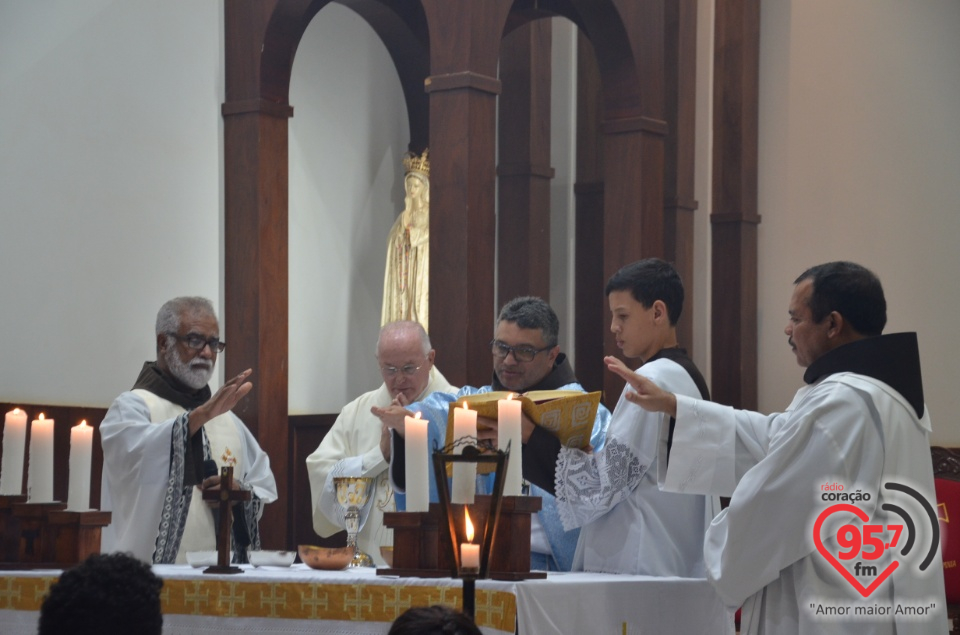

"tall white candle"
[404,412,429,512]
[0,409,28,495]
[27,413,55,503]
[66,420,94,511]
[497,394,523,496]
[451,403,477,504]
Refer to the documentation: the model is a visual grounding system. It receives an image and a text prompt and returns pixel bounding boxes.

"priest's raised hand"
[187,368,254,436]
[604,355,677,417]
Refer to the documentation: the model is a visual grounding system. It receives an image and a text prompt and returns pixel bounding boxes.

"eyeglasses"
[380,363,425,378]
[490,339,553,363]
[168,333,226,353]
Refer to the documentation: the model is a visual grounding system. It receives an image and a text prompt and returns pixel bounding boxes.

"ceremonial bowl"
[380,547,394,567]
[186,551,233,568]
[249,550,297,567]
[298,545,353,570]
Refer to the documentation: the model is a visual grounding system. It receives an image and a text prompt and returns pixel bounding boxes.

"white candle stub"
[451,403,477,504]
[498,393,523,496]
[461,507,480,570]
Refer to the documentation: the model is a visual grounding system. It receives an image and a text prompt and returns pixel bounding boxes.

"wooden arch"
[222,0,715,547]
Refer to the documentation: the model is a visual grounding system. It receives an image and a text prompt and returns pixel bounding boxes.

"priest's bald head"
[377,321,435,404]
[154,296,223,391]
[785,262,886,368]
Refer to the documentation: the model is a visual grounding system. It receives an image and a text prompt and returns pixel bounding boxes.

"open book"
[444,389,602,451]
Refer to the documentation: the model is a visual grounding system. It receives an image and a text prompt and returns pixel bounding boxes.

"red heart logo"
[813,503,899,598]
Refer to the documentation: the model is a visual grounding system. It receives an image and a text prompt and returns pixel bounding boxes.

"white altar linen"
[0,565,732,635]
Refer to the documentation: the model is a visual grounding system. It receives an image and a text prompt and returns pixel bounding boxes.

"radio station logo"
[813,481,939,598]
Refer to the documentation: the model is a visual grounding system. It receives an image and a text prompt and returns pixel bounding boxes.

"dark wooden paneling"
[663,0,699,356]
[422,0,514,389]
[497,20,554,306]
[0,403,108,509]
[710,0,761,409]
[289,414,346,549]
[573,34,607,398]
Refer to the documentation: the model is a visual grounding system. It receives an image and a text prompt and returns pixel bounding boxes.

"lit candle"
[498,393,523,496]
[27,413,55,503]
[0,409,28,495]
[451,403,477,504]
[404,412,429,512]
[461,507,480,570]
[66,420,94,511]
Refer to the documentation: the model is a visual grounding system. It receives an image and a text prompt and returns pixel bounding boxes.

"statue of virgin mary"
[381,149,430,331]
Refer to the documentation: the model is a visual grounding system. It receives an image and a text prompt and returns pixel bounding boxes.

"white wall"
[751,0,960,444]
[0,0,224,405]
[287,3,408,414]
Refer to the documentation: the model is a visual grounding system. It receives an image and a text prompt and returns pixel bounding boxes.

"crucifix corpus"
[201,465,250,574]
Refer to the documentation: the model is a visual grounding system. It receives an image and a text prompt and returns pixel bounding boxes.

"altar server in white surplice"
[609,262,948,635]
[306,321,456,566]
[515,259,720,578]
[100,297,277,565]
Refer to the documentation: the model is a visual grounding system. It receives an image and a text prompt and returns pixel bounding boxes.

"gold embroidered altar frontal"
[0,565,518,634]
[0,567,734,634]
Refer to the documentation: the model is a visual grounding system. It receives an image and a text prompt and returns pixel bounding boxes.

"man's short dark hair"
[388,605,483,635]
[39,552,163,635]
[605,258,685,325]
[496,296,560,347]
[794,261,886,336]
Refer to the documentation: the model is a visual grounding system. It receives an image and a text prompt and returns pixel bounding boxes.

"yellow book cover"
[444,390,601,451]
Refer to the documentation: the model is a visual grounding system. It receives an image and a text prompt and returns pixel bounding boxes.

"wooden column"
[710,0,761,409]
[663,0,699,354]
[599,0,668,408]
[223,0,291,549]
[422,0,514,389]
[573,32,606,395]
[496,20,554,306]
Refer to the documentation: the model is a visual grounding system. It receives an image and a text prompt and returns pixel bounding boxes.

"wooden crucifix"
[201,465,251,575]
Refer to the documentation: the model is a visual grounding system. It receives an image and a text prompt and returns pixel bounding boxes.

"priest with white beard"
[100,296,277,564]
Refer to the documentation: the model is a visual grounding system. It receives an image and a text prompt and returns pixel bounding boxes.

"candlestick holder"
[432,437,507,579]
[0,495,27,562]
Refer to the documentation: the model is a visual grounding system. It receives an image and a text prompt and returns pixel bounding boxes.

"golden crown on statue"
[402,149,430,178]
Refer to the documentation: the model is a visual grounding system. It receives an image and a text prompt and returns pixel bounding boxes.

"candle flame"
[78,420,89,428]
[38,413,45,420]
[461,402,471,411]
[464,507,475,542]
[507,393,516,401]
[12,408,22,414]
[414,411,422,420]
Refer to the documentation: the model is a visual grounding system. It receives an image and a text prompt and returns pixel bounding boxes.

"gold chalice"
[334,476,375,568]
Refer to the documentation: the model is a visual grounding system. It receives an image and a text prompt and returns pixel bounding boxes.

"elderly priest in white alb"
[306,321,456,566]
[608,262,947,635]
[100,297,277,564]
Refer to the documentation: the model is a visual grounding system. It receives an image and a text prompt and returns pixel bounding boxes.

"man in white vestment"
[510,260,720,578]
[609,261,948,634]
[306,321,456,566]
[100,297,277,564]
[377,297,612,571]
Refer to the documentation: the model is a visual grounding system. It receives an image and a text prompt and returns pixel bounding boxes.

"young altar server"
[515,259,721,577]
